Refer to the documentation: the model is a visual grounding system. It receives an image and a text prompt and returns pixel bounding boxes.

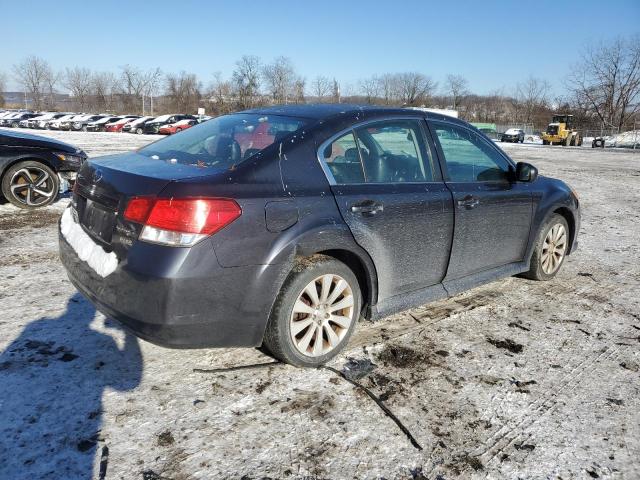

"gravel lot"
[0,129,639,479]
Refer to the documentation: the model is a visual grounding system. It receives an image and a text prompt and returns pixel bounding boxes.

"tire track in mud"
[476,342,629,466]
[469,274,637,468]
[348,289,502,351]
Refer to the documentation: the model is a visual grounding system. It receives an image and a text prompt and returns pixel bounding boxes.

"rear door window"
[322,132,366,184]
[354,120,434,183]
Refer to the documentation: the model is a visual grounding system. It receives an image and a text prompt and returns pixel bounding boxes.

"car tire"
[11,122,19,128]
[175,128,182,133]
[1,160,60,209]
[262,254,361,367]
[522,214,569,281]
[136,128,143,135]
[82,126,88,132]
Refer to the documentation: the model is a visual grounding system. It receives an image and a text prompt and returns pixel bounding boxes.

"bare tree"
[292,77,306,104]
[311,75,331,101]
[332,78,341,103]
[63,67,93,110]
[13,56,58,110]
[262,56,296,104]
[396,72,437,106]
[165,71,201,113]
[445,74,469,110]
[0,72,6,108]
[141,67,163,115]
[91,71,119,112]
[567,36,640,130]
[516,76,551,124]
[358,76,380,104]
[207,72,234,115]
[232,55,262,109]
[115,65,163,114]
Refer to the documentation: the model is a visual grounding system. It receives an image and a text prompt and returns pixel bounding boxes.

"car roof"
[244,103,421,119]
[243,103,468,127]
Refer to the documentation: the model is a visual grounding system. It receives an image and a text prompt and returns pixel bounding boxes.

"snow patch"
[60,207,118,278]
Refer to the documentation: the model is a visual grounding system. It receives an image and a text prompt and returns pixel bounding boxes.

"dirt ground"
[0,129,639,480]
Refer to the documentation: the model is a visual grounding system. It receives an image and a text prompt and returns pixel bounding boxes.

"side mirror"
[516,162,538,182]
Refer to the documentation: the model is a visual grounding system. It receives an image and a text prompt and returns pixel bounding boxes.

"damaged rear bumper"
[59,226,287,349]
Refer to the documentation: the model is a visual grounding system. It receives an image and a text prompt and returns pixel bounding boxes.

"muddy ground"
[0,129,639,479]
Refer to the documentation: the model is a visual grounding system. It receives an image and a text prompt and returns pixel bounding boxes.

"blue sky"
[2,0,639,95]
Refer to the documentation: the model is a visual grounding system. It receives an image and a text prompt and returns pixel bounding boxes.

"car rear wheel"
[1,160,59,209]
[523,214,569,281]
[136,128,143,135]
[263,255,361,367]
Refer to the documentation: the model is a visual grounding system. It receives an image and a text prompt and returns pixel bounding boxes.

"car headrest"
[344,148,359,163]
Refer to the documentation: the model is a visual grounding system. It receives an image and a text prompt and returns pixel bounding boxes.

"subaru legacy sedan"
[59,105,580,367]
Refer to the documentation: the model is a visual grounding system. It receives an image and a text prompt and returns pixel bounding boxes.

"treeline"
[1,35,638,131]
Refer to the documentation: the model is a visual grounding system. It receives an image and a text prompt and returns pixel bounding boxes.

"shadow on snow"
[0,293,142,479]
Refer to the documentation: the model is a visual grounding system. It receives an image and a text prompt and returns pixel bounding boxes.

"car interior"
[324,122,432,184]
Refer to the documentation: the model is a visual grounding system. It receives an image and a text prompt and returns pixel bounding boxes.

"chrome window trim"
[316,115,441,186]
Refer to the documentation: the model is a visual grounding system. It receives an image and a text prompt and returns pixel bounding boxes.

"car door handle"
[457,195,480,209]
[350,200,384,216]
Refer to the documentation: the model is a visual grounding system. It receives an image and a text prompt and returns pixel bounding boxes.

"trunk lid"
[73,152,222,249]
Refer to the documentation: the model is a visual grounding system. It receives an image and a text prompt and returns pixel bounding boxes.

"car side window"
[432,122,511,182]
[354,120,433,183]
[322,132,366,184]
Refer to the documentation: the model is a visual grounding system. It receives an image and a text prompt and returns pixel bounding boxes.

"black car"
[501,128,525,143]
[59,105,580,366]
[122,116,154,134]
[1,130,87,208]
[143,114,196,134]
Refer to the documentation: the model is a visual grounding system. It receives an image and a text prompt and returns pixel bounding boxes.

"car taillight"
[124,197,241,247]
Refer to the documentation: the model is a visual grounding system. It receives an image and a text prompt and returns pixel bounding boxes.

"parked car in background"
[0,129,87,208]
[59,105,580,367]
[105,116,139,132]
[64,114,98,131]
[72,115,109,131]
[143,114,196,134]
[1,112,37,128]
[122,116,154,134]
[20,113,55,128]
[0,112,23,126]
[47,113,79,130]
[158,118,197,135]
[34,112,72,129]
[87,116,126,132]
[501,128,525,143]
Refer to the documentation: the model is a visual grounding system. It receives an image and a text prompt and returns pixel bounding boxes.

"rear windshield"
[138,113,309,169]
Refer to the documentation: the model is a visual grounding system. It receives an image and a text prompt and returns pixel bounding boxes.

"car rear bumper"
[59,221,287,348]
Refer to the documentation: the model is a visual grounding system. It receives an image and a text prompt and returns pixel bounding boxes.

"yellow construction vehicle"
[542,114,582,146]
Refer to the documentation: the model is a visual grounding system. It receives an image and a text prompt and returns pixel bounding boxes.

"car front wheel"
[263,255,361,367]
[1,160,59,209]
[523,214,569,281]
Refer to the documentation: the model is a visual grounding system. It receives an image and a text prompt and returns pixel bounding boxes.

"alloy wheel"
[541,223,567,274]
[289,274,354,357]
[9,166,57,207]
